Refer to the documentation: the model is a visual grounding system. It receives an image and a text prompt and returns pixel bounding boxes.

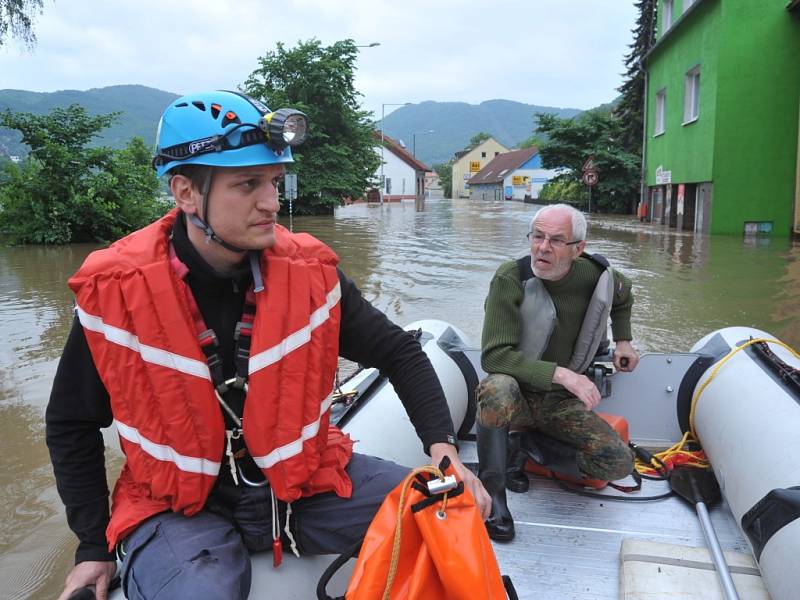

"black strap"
[607,468,643,493]
[170,246,256,396]
[516,255,534,282]
[503,575,519,600]
[316,538,362,600]
[152,126,266,168]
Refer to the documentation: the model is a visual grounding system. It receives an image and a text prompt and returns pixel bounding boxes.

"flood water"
[1,198,798,598]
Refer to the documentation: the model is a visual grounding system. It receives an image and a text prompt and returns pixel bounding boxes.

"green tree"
[535,110,640,213]
[519,134,546,150]
[0,104,166,244]
[538,178,587,205]
[616,0,657,156]
[242,39,380,215]
[433,161,453,198]
[1,0,44,47]
[468,132,491,148]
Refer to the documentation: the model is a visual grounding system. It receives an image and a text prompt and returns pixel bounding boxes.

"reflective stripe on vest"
[518,258,614,374]
[249,283,342,375]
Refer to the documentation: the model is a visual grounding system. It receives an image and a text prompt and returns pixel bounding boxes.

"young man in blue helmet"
[46,90,489,600]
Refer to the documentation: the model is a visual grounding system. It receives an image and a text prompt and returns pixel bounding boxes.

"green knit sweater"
[480,256,634,393]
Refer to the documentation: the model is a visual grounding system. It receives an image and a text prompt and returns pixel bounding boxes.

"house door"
[682,184,697,232]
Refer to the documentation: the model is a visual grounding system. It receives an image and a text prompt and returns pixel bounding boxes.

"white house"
[369,132,430,203]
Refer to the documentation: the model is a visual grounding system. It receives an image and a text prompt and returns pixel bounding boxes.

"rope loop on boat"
[689,337,800,438]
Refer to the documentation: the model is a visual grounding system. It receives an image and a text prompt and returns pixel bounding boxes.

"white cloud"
[0,0,638,115]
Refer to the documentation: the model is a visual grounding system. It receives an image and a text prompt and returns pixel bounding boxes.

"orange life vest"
[69,209,352,549]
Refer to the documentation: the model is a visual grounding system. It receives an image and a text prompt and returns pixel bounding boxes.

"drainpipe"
[640,64,649,220]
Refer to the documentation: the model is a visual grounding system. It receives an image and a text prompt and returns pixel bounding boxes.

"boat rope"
[633,431,708,477]
[689,337,800,438]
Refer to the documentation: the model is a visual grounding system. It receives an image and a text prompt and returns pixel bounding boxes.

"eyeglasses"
[526,231,581,248]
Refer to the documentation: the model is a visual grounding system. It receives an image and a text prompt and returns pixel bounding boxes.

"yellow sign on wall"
[470,161,481,173]
[512,176,523,185]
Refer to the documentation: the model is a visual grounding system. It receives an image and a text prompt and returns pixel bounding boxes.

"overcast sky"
[0,0,638,119]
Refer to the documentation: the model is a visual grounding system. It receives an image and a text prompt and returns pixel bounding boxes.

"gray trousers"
[119,453,407,600]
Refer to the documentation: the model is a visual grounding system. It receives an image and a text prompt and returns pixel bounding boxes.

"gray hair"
[530,204,587,242]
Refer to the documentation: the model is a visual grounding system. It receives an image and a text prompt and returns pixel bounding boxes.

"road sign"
[284,173,298,200]
[582,170,598,187]
[582,155,597,172]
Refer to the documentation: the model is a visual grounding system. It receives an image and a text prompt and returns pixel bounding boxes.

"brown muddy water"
[0,198,798,599]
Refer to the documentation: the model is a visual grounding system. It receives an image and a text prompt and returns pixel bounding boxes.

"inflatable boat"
[103,320,798,600]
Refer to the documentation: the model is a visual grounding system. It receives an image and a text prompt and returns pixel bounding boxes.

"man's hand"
[613,340,639,372]
[429,442,491,520]
[553,366,600,410]
[57,560,117,600]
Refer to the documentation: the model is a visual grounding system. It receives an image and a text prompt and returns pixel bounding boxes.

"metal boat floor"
[458,440,754,600]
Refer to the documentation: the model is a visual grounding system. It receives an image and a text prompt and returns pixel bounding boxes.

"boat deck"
[459,441,754,600]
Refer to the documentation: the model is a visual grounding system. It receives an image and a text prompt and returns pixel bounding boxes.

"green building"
[643,0,800,236]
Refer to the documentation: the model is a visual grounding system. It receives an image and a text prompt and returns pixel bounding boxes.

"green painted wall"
[646,0,800,236]
[657,0,693,38]
[712,1,800,235]
[646,0,720,186]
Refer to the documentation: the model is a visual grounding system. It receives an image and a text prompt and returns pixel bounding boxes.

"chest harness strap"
[168,244,259,487]
[168,245,301,566]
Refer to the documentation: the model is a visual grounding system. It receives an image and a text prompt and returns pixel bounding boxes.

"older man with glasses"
[476,203,639,542]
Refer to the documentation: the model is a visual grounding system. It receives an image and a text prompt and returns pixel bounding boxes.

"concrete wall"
[469,182,502,201]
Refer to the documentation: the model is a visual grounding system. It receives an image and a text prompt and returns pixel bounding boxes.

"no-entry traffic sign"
[582,170,598,187]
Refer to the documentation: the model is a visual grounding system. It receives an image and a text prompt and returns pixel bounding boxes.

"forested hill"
[0,86,592,167]
[0,85,180,156]
[380,99,583,166]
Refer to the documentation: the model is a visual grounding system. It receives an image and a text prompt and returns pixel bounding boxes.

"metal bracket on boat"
[587,363,614,398]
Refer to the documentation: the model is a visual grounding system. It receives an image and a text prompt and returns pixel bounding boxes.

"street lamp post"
[355,42,381,48]
[380,102,411,204]
[412,129,435,157]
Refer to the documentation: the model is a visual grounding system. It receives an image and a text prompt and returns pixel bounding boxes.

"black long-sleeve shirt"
[46,214,455,564]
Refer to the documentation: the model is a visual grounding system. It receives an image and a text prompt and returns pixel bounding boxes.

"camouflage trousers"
[476,373,633,481]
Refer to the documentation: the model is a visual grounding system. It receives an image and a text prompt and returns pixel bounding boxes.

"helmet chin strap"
[186,168,266,292]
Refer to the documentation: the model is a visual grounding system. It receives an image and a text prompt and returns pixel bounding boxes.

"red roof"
[468,147,539,185]
[373,131,430,172]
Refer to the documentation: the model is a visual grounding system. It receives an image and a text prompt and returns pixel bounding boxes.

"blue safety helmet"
[152,90,297,178]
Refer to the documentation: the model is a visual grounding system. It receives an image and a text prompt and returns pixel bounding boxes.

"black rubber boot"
[477,423,516,542]
[506,431,530,493]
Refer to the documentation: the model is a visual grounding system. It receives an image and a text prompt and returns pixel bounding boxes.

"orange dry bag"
[317,458,517,600]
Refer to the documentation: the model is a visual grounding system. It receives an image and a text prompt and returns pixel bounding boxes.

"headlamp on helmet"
[259,108,309,148]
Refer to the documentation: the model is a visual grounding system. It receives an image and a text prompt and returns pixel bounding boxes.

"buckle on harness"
[234,321,253,340]
[215,376,248,396]
[198,329,219,348]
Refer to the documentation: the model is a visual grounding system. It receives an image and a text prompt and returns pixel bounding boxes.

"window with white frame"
[684,66,700,123]
[663,0,674,31]
[655,88,666,135]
